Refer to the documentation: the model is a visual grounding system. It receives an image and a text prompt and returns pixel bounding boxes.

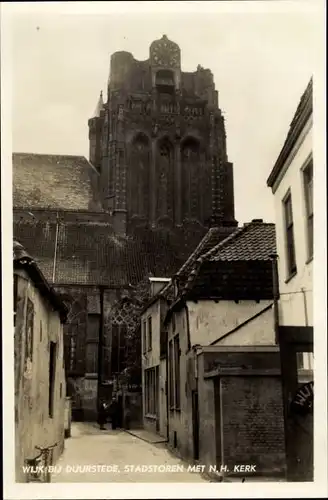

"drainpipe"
[165,331,169,441]
[301,287,309,327]
[52,212,60,283]
[97,286,105,409]
[183,301,191,352]
[270,253,288,478]
[270,253,280,344]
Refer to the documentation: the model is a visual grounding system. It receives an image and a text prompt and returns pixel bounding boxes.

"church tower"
[88,35,237,233]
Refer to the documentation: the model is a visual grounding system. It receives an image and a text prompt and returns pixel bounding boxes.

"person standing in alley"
[98,398,109,430]
[108,396,119,430]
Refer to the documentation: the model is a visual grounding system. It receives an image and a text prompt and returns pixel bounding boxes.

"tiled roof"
[13,153,102,211]
[199,221,276,263]
[267,77,313,188]
[182,221,276,300]
[175,225,237,288]
[13,219,206,287]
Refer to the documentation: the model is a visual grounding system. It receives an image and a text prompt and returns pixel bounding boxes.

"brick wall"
[219,376,285,476]
[196,348,286,478]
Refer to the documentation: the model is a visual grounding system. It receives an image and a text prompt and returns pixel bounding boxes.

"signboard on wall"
[290,381,313,415]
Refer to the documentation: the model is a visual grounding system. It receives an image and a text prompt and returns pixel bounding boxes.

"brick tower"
[88,34,237,234]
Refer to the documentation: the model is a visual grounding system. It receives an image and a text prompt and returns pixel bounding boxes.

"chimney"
[148,277,171,297]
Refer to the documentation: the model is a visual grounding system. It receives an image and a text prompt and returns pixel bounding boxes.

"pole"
[97,286,105,409]
[52,212,60,283]
[270,253,288,479]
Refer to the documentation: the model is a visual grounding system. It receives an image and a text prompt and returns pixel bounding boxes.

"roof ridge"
[175,227,216,277]
[13,152,87,159]
[197,224,247,264]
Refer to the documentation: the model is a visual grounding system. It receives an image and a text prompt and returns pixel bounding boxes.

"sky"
[6,1,322,224]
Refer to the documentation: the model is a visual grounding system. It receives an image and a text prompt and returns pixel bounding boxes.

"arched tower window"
[181,138,202,221]
[156,138,174,221]
[128,133,150,219]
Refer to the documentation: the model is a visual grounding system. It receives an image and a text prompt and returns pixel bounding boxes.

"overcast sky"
[7,1,321,223]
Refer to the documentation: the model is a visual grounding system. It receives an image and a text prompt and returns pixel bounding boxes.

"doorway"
[192,390,199,460]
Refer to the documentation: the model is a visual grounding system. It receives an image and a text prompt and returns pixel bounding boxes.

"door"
[155,366,160,432]
[192,391,199,460]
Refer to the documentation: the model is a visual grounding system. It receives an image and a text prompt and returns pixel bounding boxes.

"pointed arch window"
[181,138,202,221]
[156,139,174,220]
[128,134,151,219]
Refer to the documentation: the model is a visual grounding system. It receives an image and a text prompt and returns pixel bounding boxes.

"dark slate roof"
[182,220,276,300]
[267,77,313,188]
[13,219,208,287]
[14,241,68,321]
[13,153,102,211]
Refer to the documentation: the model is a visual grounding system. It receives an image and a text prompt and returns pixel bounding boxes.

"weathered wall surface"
[167,308,193,457]
[15,269,66,482]
[187,300,274,347]
[217,307,275,346]
[219,376,285,475]
[272,118,313,328]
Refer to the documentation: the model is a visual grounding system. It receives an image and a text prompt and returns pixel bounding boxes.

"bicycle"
[25,442,57,483]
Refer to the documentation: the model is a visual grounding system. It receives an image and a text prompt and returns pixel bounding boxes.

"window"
[110,324,127,374]
[142,319,147,353]
[144,367,158,416]
[296,352,304,370]
[303,160,313,259]
[85,343,98,375]
[283,193,297,277]
[87,314,100,341]
[147,316,152,351]
[49,342,57,418]
[174,335,181,409]
[13,274,18,327]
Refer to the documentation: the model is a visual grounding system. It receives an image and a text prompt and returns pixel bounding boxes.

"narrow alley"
[52,423,209,483]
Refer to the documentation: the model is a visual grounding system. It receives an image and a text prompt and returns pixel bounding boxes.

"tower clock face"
[152,42,180,68]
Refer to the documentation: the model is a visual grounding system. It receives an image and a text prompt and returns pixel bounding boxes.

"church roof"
[13,220,207,287]
[13,153,101,211]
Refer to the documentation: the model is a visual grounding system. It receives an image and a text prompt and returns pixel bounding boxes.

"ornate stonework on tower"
[88,34,237,233]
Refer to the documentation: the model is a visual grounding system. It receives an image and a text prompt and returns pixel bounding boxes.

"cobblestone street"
[52,423,208,483]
